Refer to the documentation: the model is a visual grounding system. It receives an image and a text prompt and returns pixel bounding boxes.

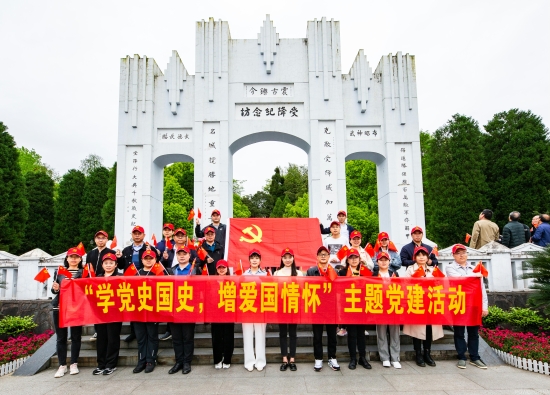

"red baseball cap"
[413,246,429,257]
[376,251,390,260]
[66,247,83,257]
[281,248,294,256]
[410,226,423,235]
[204,226,216,234]
[216,259,228,268]
[378,232,390,241]
[350,230,362,239]
[141,250,156,259]
[317,246,330,255]
[95,230,108,238]
[249,248,261,257]
[330,220,340,228]
[211,209,221,216]
[163,223,174,230]
[102,252,117,262]
[132,226,145,234]
[347,248,360,258]
[337,210,347,216]
[452,244,467,254]
[174,228,187,235]
[176,246,190,254]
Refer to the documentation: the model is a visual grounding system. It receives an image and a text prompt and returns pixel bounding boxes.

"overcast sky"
[1,0,548,195]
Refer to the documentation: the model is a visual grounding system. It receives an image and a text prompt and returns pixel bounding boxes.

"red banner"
[227,218,323,270]
[59,276,482,327]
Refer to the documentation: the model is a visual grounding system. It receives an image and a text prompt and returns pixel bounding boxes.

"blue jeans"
[454,325,480,361]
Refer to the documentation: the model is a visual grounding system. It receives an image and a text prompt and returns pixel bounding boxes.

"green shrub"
[507,307,550,332]
[0,315,37,336]
[482,306,507,329]
[522,247,550,315]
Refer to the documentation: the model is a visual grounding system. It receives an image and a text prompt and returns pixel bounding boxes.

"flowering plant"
[0,330,53,364]
[480,326,550,363]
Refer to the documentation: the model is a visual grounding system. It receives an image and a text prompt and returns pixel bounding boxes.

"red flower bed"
[480,327,550,363]
[0,330,54,364]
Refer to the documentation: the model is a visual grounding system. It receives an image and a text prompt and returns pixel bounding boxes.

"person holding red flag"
[274,248,303,371]
[210,260,235,370]
[340,230,374,271]
[337,248,372,370]
[156,223,175,254]
[242,249,268,372]
[323,220,350,270]
[93,253,123,376]
[115,226,160,272]
[446,244,489,370]
[399,226,438,269]
[319,210,355,241]
[51,247,84,378]
[85,230,119,277]
[372,232,402,272]
[306,246,340,372]
[403,246,443,368]
[196,226,224,275]
[373,252,402,369]
[195,209,227,252]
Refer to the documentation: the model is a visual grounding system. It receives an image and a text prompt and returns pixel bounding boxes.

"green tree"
[101,163,117,238]
[523,248,550,315]
[24,172,55,253]
[282,164,308,203]
[163,175,194,234]
[79,166,110,247]
[0,123,29,253]
[165,162,194,196]
[79,154,104,177]
[347,205,379,246]
[270,197,286,218]
[419,131,434,240]
[424,114,489,247]
[283,193,309,218]
[484,109,550,228]
[17,147,59,181]
[242,191,272,218]
[233,194,251,218]
[52,169,86,253]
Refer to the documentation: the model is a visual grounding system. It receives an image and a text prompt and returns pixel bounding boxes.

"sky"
[1,0,548,195]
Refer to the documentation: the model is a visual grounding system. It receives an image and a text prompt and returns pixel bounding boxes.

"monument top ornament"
[115,15,425,250]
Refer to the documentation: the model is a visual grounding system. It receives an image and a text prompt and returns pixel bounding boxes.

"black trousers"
[346,324,366,360]
[412,325,433,350]
[211,323,235,365]
[312,324,337,360]
[279,324,297,358]
[53,309,82,366]
[134,322,159,365]
[95,322,122,369]
[171,323,195,364]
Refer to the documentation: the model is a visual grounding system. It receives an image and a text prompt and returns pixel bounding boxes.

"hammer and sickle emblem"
[239,224,263,244]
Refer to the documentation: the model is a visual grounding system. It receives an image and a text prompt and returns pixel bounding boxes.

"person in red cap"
[337,249,372,370]
[323,220,351,269]
[319,210,355,241]
[156,223,175,253]
[115,226,160,272]
[446,244,488,370]
[372,232,402,272]
[93,253,123,376]
[274,248,303,371]
[341,230,374,271]
[242,249,267,372]
[403,246,443,368]
[210,260,234,370]
[51,247,84,378]
[373,251,401,369]
[399,226,438,269]
[196,226,224,275]
[306,246,340,372]
[195,209,227,251]
[86,230,119,277]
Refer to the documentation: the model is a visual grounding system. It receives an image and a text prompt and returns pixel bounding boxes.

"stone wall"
[0,300,54,334]
[487,291,533,310]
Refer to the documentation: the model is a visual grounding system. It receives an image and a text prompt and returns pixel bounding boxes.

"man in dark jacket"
[196,226,224,274]
[399,226,438,268]
[115,226,160,270]
[320,210,355,241]
[195,209,227,251]
[85,230,118,276]
[500,211,530,248]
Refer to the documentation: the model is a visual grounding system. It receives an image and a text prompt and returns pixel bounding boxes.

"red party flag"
[57,266,73,279]
[187,209,195,221]
[465,233,472,243]
[326,264,338,281]
[201,265,209,276]
[124,263,138,276]
[197,247,208,261]
[187,241,196,250]
[346,266,353,277]
[432,266,445,278]
[365,243,375,258]
[151,234,158,247]
[473,261,489,277]
[411,266,426,278]
[110,236,118,249]
[198,208,202,219]
[34,267,50,283]
[337,245,349,261]
[82,263,96,278]
[266,268,272,276]
[166,238,173,250]
[151,263,165,276]
[234,260,244,276]
[432,246,439,256]
[388,241,398,252]
[374,240,381,253]
[76,242,86,256]
[360,266,373,277]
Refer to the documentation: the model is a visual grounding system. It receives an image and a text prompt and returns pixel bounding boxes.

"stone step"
[51,343,458,367]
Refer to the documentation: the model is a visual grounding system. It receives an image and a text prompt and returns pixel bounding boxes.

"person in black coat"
[115,226,160,271]
[195,209,227,251]
[196,226,224,274]
[319,210,355,238]
[93,253,123,376]
[155,223,175,253]
[210,260,235,369]
[399,226,438,268]
[160,228,198,269]
[85,230,118,276]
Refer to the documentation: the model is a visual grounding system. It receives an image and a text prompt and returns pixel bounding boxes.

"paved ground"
[1,360,549,394]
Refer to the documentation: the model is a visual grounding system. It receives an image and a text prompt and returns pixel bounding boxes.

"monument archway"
[115,15,424,248]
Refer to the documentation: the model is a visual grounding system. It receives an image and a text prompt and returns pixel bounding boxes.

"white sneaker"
[222,363,230,369]
[314,359,323,372]
[215,361,223,369]
[364,330,369,336]
[392,361,402,369]
[328,358,340,371]
[90,332,97,341]
[245,366,254,372]
[256,365,264,371]
[382,360,391,367]
[54,365,67,378]
[69,363,79,375]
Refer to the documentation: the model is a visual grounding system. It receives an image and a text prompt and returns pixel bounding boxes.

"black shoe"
[415,350,425,367]
[159,332,172,341]
[182,363,191,374]
[124,334,136,343]
[168,363,182,374]
[348,359,357,370]
[92,368,104,375]
[289,362,297,371]
[280,362,289,371]
[424,349,436,367]
[102,367,116,375]
[144,363,155,373]
[133,364,146,373]
[358,356,372,369]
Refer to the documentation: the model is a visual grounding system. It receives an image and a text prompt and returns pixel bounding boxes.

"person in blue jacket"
[399,226,438,268]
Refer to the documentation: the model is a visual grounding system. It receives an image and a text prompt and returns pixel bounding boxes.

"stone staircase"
[50,323,458,367]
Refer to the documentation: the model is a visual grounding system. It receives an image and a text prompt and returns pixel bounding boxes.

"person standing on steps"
[195,209,227,251]
[210,260,234,370]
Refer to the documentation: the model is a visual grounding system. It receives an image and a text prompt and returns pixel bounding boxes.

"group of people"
[50,209,489,378]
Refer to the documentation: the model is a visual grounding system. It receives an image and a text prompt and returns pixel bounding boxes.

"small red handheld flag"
[388,241,398,252]
[234,260,244,275]
[198,208,202,219]
[166,238,173,250]
[187,209,195,221]
[359,266,373,277]
[432,246,439,256]
[76,242,86,256]
[374,240,381,253]
[197,247,208,261]
[336,246,349,261]
[365,243,375,258]
[465,233,472,243]
[110,236,118,249]
[151,263,165,276]
[151,234,158,247]
[124,263,138,276]
[57,266,73,279]
[326,265,338,281]
[201,265,209,276]
[34,267,50,283]
[187,241,196,251]
[411,266,426,278]
[266,268,272,276]
[346,266,353,277]
[432,266,445,278]
[82,263,96,278]
[473,261,489,277]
